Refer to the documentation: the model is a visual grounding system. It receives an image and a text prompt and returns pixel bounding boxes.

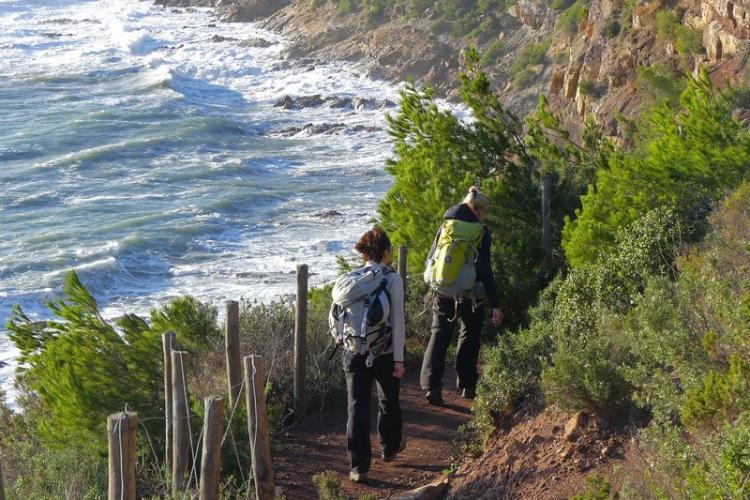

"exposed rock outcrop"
[161,0,750,137]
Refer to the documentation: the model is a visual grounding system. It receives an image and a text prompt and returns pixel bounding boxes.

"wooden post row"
[107,412,138,500]
[162,331,175,477]
[294,264,308,415]
[199,396,224,500]
[225,300,242,411]
[171,350,190,493]
[244,355,275,500]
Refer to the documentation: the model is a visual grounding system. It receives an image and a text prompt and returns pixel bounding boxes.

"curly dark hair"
[355,227,392,262]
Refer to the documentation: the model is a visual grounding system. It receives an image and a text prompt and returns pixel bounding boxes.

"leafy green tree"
[6,271,219,453]
[377,48,541,325]
[525,95,613,270]
[563,70,750,267]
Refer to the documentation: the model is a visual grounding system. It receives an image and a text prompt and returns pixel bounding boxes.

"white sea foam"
[75,240,120,259]
[0,0,402,404]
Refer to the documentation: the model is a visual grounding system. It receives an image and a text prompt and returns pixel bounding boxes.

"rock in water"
[240,37,273,48]
[210,34,239,43]
[273,95,295,109]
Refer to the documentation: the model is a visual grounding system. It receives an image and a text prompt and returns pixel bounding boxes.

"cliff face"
[194,0,750,135]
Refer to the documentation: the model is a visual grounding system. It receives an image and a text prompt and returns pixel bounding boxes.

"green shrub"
[470,309,555,441]
[674,25,703,54]
[578,78,598,97]
[570,473,612,500]
[558,0,590,36]
[481,38,504,66]
[563,70,750,267]
[551,0,575,10]
[514,68,537,88]
[542,333,631,412]
[509,40,550,76]
[602,17,620,38]
[336,0,357,14]
[6,271,168,449]
[656,9,679,40]
[682,356,750,429]
[313,470,347,500]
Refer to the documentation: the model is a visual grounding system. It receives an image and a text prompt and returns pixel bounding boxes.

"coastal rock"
[272,122,346,136]
[314,210,345,218]
[327,96,353,108]
[352,97,378,112]
[240,36,274,48]
[273,94,325,109]
[221,0,291,22]
[392,478,449,500]
[210,34,239,42]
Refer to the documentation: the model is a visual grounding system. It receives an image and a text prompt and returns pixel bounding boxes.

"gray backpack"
[329,266,393,366]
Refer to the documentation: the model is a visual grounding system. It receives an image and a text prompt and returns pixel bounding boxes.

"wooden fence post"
[199,396,224,500]
[107,412,138,500]
[397,245,408,299]
[225,300,242,411]
[171,350,190,493]
[0,456,6,500]
[244,355,275,500]
[294,264,308,415]
[162,331,175,478]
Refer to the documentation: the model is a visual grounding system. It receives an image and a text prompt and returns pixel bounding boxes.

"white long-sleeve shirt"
[363,260,405,362]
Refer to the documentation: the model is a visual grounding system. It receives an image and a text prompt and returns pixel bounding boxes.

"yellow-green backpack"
[423,219,484,297]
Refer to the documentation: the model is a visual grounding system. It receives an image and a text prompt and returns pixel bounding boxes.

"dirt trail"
[274,363,471,499]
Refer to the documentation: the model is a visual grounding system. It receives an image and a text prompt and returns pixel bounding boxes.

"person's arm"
[389,273,406,364]
[477,226,500,309]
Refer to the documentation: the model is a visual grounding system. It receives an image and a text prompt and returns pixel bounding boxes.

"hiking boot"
[426,389,444,406]
[382,436,407,462]
[349,470,368,483]
[461,387,477,400]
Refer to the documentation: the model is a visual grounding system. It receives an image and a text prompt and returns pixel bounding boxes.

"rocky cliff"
[177,0,750,136]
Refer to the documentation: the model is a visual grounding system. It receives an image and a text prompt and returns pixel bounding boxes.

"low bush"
[509,40,550,77]
[602,17,620,38]
[570,473,612,500]
[674,25,703,55]
[313,470,348,500]
[480,38,504,66]
[655,9,679,40]
[558,0,590,36]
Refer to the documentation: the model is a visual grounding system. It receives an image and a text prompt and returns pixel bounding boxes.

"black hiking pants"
[420,296,484,393]
[344,351,403,474]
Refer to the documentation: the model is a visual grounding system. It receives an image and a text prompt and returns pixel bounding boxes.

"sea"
[0,0,403,403]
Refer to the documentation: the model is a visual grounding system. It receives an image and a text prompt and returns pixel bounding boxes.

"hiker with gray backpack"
[420,186,504,406]
[329,228,406,483]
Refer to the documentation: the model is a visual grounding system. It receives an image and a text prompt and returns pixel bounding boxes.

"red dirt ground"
[272,365,636,500]
[273,363,472,499]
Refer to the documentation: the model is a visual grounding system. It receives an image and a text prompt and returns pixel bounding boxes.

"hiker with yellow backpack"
[420,186,503,406]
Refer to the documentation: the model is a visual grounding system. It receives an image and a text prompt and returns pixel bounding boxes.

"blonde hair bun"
[463,185,490,211]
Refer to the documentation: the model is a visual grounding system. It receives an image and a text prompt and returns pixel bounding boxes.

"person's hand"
[393,361,406,379]
[491,308,504,327]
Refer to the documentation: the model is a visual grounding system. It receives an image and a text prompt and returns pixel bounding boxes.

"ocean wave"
[75,240,120,259]
[7,189,61,209]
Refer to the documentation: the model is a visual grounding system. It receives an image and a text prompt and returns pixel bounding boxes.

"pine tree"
[377,48,541,325]
[563,70,750,267]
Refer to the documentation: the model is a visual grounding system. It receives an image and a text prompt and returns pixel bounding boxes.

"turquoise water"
[0,0,399,400]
